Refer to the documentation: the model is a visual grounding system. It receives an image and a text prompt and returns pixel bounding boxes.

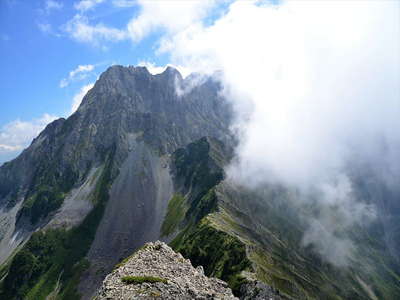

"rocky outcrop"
[96,241,237,299]
[240,281,286,300]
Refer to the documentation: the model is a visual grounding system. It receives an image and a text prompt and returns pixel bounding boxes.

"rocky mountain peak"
[95,241,237,300]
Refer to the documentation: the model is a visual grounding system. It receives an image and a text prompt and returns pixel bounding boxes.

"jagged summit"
[159,65,183,78]
[96,64,182,84]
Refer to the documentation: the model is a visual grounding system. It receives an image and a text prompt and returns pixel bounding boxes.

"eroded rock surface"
[96,241,237,299]
[240,280,286,300]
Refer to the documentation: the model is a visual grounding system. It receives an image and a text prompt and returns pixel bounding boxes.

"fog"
[134,0,400,265]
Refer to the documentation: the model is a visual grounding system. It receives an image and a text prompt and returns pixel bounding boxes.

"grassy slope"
[161,137,400,300]
[161,194,186,237]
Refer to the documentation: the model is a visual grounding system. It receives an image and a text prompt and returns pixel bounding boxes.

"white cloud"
[112,0,136,8]
[65,14,127,46]
[45,0,63,13]
[71,83,94,114]
[70,64,94,77]
[137,61,166,75]
[0,144,20,152]
[0,114,58,163]
[127,0,218,42]
[65,0,217,47]
[137,61,191,78]
[60,64,95,88]
[131,0,399,265]
[74,0,104,11]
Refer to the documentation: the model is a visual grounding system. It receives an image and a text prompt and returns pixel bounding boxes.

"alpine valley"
[0,66,399,300]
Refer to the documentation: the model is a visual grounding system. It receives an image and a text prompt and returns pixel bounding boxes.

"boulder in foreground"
[95,241,237,299]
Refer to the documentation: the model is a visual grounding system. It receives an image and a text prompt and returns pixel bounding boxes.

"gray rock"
[240,280,287,300]
[95,241,237,300]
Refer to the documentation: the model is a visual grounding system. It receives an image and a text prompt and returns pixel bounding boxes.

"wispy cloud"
[64,14,126,46]
[74,0,105,12]
[127,0,217,42]
[64,0,218,48]
[44,0,63,14]
[60,64,95,88]
[37,22,52,34]
[112,0,136,8]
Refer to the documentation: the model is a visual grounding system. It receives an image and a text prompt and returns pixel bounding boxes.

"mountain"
[0,65,399,300]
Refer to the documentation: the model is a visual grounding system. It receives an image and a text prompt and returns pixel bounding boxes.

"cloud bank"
[128,0,399,265]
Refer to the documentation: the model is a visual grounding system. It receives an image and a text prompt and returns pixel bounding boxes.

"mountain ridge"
[0,64,399,300]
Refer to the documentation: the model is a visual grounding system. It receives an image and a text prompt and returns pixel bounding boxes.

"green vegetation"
[0,148,116,300]
[22,187,65,224]
[161,194,186,236]
[171,218,251,296]
[121,276,168,285]
[171,138,223,228]
[168,138,250,296]
[18,163,79,225]
[1,230,67,299]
